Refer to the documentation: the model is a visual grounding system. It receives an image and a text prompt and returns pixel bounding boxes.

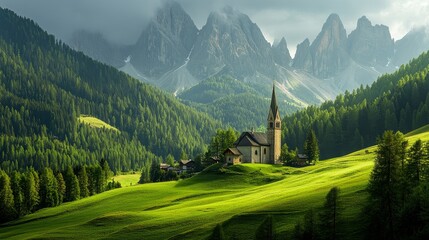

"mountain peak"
[272,37,292,67]
[323,13,343,29]
[357,16,372,28]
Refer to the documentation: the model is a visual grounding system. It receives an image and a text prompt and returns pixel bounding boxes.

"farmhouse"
[225,85,282,165]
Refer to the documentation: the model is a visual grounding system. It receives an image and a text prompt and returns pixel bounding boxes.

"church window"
[264,148,266,154]
[276,122,280,128]
[270,122,273,128]
[255,150,258,155]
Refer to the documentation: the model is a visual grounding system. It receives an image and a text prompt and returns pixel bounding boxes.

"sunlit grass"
[78,115,119,132]
[1,125,428,239]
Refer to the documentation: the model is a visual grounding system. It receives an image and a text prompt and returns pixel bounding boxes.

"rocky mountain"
[188,6,276,80]
[131,1,198,78]
[394,27,429,66]
[272,37,292,68]
[66,1,429,130]
[348,16,394,67]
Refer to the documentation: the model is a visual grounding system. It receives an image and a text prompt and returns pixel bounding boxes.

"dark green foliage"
[406,139,424,185]
[283,51,429,159]
[56,172,65,204]
[293,209,320,240]
[279,144,297,165]
[150,161,161,182]
[304,130,320,163]
[255,215,275,240]
[319,187,341,240]
[21,168,39,214]
[365,131,407,239]
[207,224,225,240]
[138,164,150,184]
[39,167,59,208]
[0,169,15,222]
[10,171,23,217]
[77,166,89,198]
[0,7,221,173]
[208,128,238,161]
[64,166,80,202]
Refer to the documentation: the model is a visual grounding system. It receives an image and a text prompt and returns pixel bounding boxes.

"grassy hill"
[1,125,429,239]
[78,115,119,132]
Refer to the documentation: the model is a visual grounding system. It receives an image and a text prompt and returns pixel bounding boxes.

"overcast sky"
[1,0,428,56]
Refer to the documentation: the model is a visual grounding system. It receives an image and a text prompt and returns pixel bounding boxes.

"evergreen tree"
[39,168,59,208]
[304,130,320,164]
[366,131,407,239]
[21,169,39,214]
[138,163,150,184]
[0,169,15,222]
[64,166,80,202]
[10,171,23,217]
[165,154,175,166]
[78,166,89,198]
[319,187,341,240]
[56,172,66,204]
[407,140,424,186]
[150,160,161,182]
[207,224,225,240]
[255,215,275,240]
[208,128,238,160]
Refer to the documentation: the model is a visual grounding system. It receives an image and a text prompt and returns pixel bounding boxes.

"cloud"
[1,0,427,55]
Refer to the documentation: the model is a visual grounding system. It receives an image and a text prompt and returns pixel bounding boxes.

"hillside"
[0,7,221,172]
[2,124,428,239]
[283,50,429,158]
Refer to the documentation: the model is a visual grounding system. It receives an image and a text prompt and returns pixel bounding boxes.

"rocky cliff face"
[272,37,292,68]
[348,16,394,67]
[131,1,198,78]
[187,6,276,80]
[394,27,429,66]
[293,38,312,72]
[310,14,349,78]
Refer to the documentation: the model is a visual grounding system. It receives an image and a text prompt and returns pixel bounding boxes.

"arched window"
[264,148,266,154]
[276,122,280,128]
[270,122,273,128]
[255,150,258,155]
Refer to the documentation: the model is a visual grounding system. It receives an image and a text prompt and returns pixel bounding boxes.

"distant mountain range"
[68,1,429,130]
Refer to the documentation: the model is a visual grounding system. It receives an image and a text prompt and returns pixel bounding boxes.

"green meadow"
[2,125,429,239]
[78,115,120,132]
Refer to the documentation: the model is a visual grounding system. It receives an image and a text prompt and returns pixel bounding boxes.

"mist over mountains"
[66,1,429,129]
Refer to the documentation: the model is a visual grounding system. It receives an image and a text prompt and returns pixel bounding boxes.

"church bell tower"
[267,85,281,164]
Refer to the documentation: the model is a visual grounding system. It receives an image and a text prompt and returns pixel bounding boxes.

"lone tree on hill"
[366,130,407,240]
[319,187,342,240]
[304,130,320,164]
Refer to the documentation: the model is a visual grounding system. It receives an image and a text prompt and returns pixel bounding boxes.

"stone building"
[225,85,282,164]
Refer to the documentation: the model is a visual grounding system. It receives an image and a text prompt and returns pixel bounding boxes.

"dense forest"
[283,51,429,158]
[0,8,222,172]
[180,76,298,131]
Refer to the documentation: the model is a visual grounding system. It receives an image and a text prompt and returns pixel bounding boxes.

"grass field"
[1,125,429,239]
[78,115,119,132]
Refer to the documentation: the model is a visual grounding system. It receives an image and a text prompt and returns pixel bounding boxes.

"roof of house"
[297,154,308,159]
[224,147,242,156]
[160,163,170,169]
[179,159,194,165]
[235,131,270,147]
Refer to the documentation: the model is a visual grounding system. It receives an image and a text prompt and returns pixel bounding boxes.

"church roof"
[235,132,270,147]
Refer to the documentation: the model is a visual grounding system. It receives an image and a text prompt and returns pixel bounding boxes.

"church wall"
[261,146,269,163]
[251,146,261,163]
[237,146,252,163]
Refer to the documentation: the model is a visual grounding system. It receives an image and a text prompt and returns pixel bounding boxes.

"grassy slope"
[78,115,119,132]
[1,125,429,240]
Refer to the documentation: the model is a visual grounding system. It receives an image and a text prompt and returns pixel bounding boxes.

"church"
[224,85,281,165]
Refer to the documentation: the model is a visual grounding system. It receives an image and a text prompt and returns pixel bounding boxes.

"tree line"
[0,7,221,174]
[282,50,429,159]
[0,159,117,223]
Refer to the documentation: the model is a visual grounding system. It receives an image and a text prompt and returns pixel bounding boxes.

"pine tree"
[150,160,161,182]
[304,130,320,164]
[255,215,275,240]
[366,131,407,239]
[64,166,80,202]
[10,171,23,217]
[21,169,39,214]
[39,167,59,207]
[78,166,89,198]
[319,187,341,240]
[0,170,15,222]
[138,163,150,184]
[56,172,66,204]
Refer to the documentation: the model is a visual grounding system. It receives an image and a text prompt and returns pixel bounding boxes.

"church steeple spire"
[270,85,279,117]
